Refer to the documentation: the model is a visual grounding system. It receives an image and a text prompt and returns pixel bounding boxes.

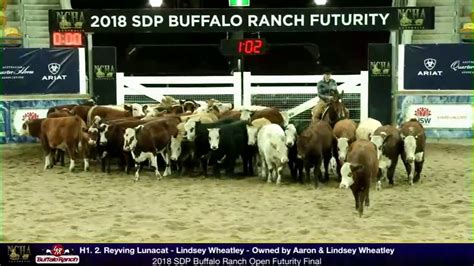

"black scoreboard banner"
[49,7,434,33]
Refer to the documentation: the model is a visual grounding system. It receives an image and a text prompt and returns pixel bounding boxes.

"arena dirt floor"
[1,139,472,243]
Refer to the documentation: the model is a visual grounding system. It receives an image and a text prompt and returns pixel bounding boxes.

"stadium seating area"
[460,12,474,42]
[1,0,22,47]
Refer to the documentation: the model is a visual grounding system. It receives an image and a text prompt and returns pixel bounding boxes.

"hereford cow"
[46,99,95,117]
[240,107,285,126]
[123,118,179,181]
[296,121,336,188]
[333,119,357,162]
[356,118,382,140]
[339,139,379,217]
[95,118,152,173]
[47,109,73,118]
[257,124,289,184]
[20,118,65,166]
[370,125,403,190]
[207,120,254,177]
[40,116,89,172]
[70,104,94,123]
[400,119,426,185]
[87,104,144,126]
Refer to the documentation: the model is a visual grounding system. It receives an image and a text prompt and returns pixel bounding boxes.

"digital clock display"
[220,39,267,56]
[50,32,85,47]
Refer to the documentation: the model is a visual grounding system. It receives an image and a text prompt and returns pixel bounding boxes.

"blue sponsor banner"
[403,44,474,90]
[0,48,80,95]
[397,95,472,138]
[2,243,474,265]
[0,99,87,144]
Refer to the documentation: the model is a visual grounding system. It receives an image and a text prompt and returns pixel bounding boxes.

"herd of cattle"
[19,97,426,216]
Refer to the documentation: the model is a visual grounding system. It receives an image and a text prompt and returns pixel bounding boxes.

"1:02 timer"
[237,39,264,55]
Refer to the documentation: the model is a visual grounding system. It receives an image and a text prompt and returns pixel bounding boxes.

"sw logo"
[414,107,432,124]
[418,58,443,76]
[35,244,80,264]
[7,245,32,263]
[43,63,67,81]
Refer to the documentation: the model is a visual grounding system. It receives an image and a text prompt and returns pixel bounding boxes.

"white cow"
[246,118,271,146]
[257,124,289,185]
[356,118,382,140]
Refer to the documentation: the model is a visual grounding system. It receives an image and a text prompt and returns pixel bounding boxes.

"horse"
[319,90,349,128]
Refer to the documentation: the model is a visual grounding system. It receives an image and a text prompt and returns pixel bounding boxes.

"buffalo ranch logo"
[35,244,80,264]
[417,58,442,76]
[414,107,431,125]
[43,63,67,81]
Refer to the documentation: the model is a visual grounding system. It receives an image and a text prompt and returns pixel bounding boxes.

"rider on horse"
[312,67,339,121]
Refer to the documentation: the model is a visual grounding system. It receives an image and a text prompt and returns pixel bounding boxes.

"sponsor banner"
[368,43,392,125]
[48,7,435,33]
[2,243,474,266]
[397,95,472,138]
[0,48,80,95]
[402,44,474,90]
[92,46,117,105]
[0,99,87,144]
[404,104,472,129]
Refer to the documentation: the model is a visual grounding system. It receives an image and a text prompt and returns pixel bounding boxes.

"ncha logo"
[56,11,85,29]
[398,8,426,28]
[370,61,391,76]
[8,245,32,262]
[94,65,115,79]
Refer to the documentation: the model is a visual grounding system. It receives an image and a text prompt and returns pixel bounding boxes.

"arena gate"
[116,71,368,125]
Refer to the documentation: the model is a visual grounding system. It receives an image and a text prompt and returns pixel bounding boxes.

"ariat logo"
[417,58,443,76]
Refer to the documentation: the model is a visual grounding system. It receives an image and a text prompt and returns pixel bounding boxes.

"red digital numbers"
[238,39,264,55]
[52,32,84,47]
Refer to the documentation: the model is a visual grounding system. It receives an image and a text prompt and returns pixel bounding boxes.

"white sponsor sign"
[405,104,472,129]
[12,109,49,134]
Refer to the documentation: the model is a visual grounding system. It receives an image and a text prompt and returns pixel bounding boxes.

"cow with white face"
[207,128,220,151]
[284,124,297,147]
[127,103,146,117]
[370,125,403,190]
[400,119,426,186]
[184,119,199,141]
[240,109,253,122]
[123,118,178,181]
[257,124,289,185]
[339,139,379,217]
[206,120,254,176]
[246,118,271,146]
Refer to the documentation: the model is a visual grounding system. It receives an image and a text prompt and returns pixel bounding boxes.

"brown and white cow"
[333,118,357,163]
[296,120,336,188]
[87,104,144,126]
[399,118,426,185]
[240,107,285,126]
[40,116,89,172]
[370,125,403,190]
[123,118,179,181]
[339,139,379,217]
